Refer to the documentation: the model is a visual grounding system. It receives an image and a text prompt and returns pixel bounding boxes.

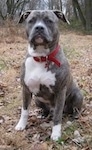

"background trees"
[0,0,92,31]
[72,0,92,31]
[0,0,30,20]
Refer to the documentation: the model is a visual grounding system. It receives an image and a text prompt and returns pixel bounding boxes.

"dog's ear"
[53,10,70,24]
[18,10,31,23]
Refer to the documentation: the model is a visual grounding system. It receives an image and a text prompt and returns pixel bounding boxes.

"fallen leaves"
[26,114,51,143]
[31,142,48,150]
[0,145,12,150]
[87,67,92,76]
[0,116,5,124]
[72,130,85,146]
[0,82,8,97]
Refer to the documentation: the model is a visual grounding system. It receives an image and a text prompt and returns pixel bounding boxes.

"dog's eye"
[28,18,36,24]
[45,19,53,24]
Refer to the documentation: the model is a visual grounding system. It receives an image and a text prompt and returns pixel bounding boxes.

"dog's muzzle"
[29,24,52,46]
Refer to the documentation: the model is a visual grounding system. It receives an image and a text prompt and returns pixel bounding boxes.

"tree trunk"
[59,0,62,11]
[85,0,92,30]
[72,0,78,19]
[72,0,86,28]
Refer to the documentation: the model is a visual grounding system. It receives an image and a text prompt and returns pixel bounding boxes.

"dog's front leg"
[15,85,32,130]
[51,87,66,141]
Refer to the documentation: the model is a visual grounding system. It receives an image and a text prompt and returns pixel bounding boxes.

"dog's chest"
[24,57,56,94]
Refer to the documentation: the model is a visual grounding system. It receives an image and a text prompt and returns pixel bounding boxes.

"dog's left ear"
[18,10,31,23]
[53,10,70,24]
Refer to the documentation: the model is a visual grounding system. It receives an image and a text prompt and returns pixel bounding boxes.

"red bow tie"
[33,45,61,67]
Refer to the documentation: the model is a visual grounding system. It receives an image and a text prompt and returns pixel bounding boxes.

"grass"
[0,59,7,71]
[63,48,81,59]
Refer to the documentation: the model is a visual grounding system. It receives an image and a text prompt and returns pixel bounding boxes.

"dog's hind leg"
[72,89,83,119]
[64,89,83,119]
[15,85,32,130]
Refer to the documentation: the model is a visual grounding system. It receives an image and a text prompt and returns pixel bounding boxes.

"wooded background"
[0,0,92,31]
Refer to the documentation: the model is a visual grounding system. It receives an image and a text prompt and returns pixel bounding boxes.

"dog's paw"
[15,108,28,131]
[15,119,27,130]
[51,134,61,141]
[51,124,61,141]
[51,131,61,141]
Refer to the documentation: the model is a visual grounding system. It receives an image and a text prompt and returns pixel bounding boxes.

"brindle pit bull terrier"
[15,10,83,141]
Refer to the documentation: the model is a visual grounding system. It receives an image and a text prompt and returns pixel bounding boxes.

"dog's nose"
[35,25,44,31]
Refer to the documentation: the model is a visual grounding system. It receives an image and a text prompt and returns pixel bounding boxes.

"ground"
[0,23,92,150]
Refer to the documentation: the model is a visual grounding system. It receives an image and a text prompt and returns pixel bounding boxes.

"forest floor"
[0,23,92,150]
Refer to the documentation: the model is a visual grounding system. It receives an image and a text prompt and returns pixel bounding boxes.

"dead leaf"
[0,116,5,124]
[29,115,37,123]
[40,122,50,128]
[87,68,92,76]
[31,142,48,150]
[70,146,77,150]
[0,145,12,150]
[0,82,8,97]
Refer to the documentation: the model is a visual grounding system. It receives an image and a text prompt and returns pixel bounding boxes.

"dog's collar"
[33,45,61,67]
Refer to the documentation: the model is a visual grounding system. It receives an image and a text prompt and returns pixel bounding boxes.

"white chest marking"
[24,57,56,94]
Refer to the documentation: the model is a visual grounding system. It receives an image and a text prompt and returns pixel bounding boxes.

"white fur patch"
[24,46,56,94]
[28,45,50,56]
[51,124,61,141]
[15,108,29,130]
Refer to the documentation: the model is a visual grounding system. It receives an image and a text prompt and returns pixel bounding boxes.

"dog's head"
[19,10,69,53]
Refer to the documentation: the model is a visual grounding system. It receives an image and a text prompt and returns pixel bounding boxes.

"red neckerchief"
[33,45,61,67]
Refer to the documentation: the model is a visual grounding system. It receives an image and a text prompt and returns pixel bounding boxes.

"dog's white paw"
[15,108,28,131]
[15,119,27,130]
[51,124,61,141]
[51,134,61,141]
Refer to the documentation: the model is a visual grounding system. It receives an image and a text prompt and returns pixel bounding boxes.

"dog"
[15,10,83,141]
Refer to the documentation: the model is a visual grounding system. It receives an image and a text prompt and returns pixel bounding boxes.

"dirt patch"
[0,25,92,150]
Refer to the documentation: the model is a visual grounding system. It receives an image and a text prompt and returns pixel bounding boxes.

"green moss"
[0,59,7,70]
[63,48,81,59]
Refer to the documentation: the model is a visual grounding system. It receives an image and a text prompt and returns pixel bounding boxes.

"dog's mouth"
[29,33,50,54]
[30,32,50,47]
[34,35,45,44]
